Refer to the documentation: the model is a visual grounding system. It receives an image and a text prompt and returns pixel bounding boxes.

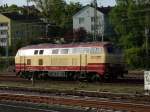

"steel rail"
[0,103,59,112]
[0,86,149,104]
[0,93,150,112]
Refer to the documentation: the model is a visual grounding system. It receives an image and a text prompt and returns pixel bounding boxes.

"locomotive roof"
[20,42,111,50]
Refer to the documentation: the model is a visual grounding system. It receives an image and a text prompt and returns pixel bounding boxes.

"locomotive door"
[20,56,26,71]
[80,54,87,72]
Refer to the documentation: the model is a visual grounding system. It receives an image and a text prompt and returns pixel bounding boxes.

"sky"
[1,0,116,7]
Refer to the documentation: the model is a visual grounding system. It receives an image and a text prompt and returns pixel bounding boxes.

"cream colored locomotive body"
[15,42,126,80]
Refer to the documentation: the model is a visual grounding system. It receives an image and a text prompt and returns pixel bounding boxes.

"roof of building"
[20,42,111,50]
[1,12,40,21]
[73,5,112,17]
[97,6,112,14]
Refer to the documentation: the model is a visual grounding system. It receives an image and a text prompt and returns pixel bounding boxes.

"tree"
[5,4,20,12]
[29,0,66,24]
[110,0,150,68]
[63,2,82,29]
[29,0,82,33]
[73,27,87,42]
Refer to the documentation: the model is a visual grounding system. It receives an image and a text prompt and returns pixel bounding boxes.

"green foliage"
[0,57,14,71]
[0,47,5,56]
[0,4,40,17]
[125,47,150,69]
[73,27,87,42]
[110,0,150,69]
[29,0,82,29]
[63,2,82,29]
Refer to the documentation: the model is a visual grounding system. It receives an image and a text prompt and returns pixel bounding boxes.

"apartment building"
[0,12,45,47]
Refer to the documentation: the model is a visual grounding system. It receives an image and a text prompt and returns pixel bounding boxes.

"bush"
[125,47,150,69]
[0,57,15,72]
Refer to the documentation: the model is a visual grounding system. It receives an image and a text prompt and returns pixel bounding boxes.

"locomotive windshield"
[106,45,123,54]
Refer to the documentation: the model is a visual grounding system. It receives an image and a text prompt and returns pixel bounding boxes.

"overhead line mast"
[93,0,98,41]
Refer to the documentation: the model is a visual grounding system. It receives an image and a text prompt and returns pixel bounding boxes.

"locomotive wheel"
[104,73,118,81]
[73,74,79,81]
[87,73,100,82]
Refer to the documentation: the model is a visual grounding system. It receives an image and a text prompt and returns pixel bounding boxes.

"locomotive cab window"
[38,59,43,65]
[115,47,123,54]
[39,50,44,55]
[34,50,38,55]
[106,46,114,54]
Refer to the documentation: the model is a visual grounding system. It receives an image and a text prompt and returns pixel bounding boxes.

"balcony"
[0,34,7,39]
[0,26,9,30]
[0,38,7,47]
[0,42,7,47]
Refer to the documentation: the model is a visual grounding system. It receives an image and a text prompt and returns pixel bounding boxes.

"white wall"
[73,6,105,34]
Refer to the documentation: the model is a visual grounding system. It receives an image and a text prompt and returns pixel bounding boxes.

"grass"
[0,80,144,94]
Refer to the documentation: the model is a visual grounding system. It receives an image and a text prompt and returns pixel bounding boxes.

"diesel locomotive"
[15,42,127,81]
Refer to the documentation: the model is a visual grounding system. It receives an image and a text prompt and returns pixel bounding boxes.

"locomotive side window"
[72,47,91,54]
[79,48,84,53]
[83,48,90,54]
[90,48,101,54]
[39,50,44,55]
[34,50,38,55]
[72,48,78,54]
[52,49,59,54]
[60,49,68,54]
[39,59,43,65]
[27,59,31,65]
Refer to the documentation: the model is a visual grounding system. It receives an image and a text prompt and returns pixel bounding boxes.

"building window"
[27,59,31,65]
[0,30,7,35]
[91,17,95,22]
[0,23,8,27]
[0,38,7,42]
[79,17,84,24]
[34,50,38,55]
[39,59,43,65]
[91,25,95,31]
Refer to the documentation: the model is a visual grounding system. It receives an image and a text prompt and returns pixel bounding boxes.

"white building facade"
[73,6,113,39]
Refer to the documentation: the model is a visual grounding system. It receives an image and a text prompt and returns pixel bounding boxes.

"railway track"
[0,86,150,105]
[0,93,150,112]
[0,103,57,112]
[0,72,148,112]
[0,86,145,101]
[0,72,144,84]
[0,75,27,81]
[0,101,87,112]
